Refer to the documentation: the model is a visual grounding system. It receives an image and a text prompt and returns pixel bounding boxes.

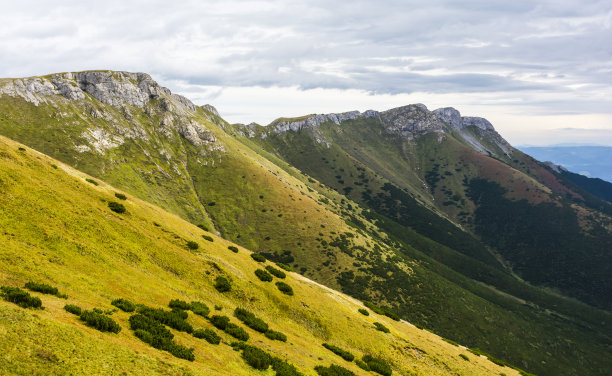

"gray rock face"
[432,107,463,130]
[379,105,446,137]
[269,110,378,134]
[178,120,217,147]
[202,104,220,117]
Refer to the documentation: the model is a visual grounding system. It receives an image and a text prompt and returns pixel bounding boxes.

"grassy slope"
[0,135,519,376]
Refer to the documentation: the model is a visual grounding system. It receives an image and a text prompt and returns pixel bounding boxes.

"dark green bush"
[363,301,399,321]
[129,314,173,340]
[271,357,305,376]
[24,281,61,296]
[373,322,390,333]
[85,178,99,186]
[362,355,392,376]
[111,298,135,312]
[186,241,199,250]
[275,281,294,296]
[234,307,268,333]
[114,192,127,200]
[193,328,221,344]
[255,269,273,282]
[358,308,369,316]
[80,310,121,333]
[108,201,126,213]
[276,262,293,271]
[265,265,286,279]
[190,301,210,317]
[64,304,82,315]
[209,315,230,330]
[251,253,266,262]
[355,359,370,371]
[265,330,287,342]
[168,299,191,311]
[202,235,214,242]
[197,224,209,231]
[242,345,271,370]
[131,320,194,361]
[138,306,193,333]
[322,343,354,361]
[225,323,249,341]
[228,245,239,253]
[314,364,356,376]
[459,354,469,361]
[214,276,231,292]
[1,286,43,309]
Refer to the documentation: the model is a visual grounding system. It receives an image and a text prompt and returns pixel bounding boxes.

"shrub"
[193,328,221,344]
[225,323,250,341]
[363,301,399,321]
[276,262,293,271]
[197,224,209,231]
[373,322,390,333]
[168,299,191,311]
[255,269,273,282]
[111,298,136,312]
[314,364,356,376]
[214,276,231,292]
[138,306,193,333]
[459,354,469,361]
[234,307,269,333]
[80,310,121,333]
[322,343,354,362]
[24,281,68,298]
[358,308,369,316]
[132,327,194,361]
[129,314,173,340]
[108,201,126,213]
[265,330,287,342]
[251,253,266,262]
[202,235,214,242]
[362,355,392,376]
[114,193,127,200]
[228,245,239,253]
[355,359,370,371]
[242,345,271,370]
[275,281,294,296]
[209,315,230,330]
[186,241,199,250]
[85,178,99,186]
[271,357,304,376]
[64,304,82,315]
[1,286,43,309]
[265,265,286,279]
[190,301,210,317]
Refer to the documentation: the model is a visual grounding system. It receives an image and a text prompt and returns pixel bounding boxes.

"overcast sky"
[1,0,611,145]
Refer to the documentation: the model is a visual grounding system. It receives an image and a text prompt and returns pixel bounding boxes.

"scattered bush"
[129,314,173,340]
[111,298,136,312]
[355,359,370,371]
[64,304,82,315]
[1,286,43,309]
[209,315,230,330]
[132,327,194,361]
[234,307,269,333]
[363,301,399,321]
[271,357,305,376]
[214,276,231,292]
[442,337,459,346]
[80,310,121,333]
[459,354,469,361]
[197,224,209,231]
[24,281,67,298]
[322,343,354,362]
[314,364,356,376]
[190,301,210,317]
[276,262,293,272]
[265,265,286,279]
[138,306,193,333]
[114,192,127,200]
[168,299,191,311]
[255,269,273,282]
[242,345,272,370]
[193,328,221,344]
[51,164,58,169]
[251,253,266,262]
[373,322,390,333]
[358,308,369,316]
[108,201,126,213]
[85,178,99,186]
[186,241,199,250]
[275,281,294,296]
[202,235,214,242]
[228,245,239,253]
[225,323,250,341]
[265,330,287,342]
[362,355,392,376]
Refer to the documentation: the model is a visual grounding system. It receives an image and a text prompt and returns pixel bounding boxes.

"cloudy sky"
[1,0,611,145]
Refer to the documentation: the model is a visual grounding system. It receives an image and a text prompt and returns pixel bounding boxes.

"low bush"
[24,281,61,296]
[242,345,271,370]
[186,241,199,250]
[251,253,266,262]
[1,286,43,309]
[234,307,269,333]
[85,178,99,186]
[355,359,370,371]
[225,323,250,341]
[129,314,173,339]
[209,315,230,330]
[228,245,239,253]
[276,262,293,272]
[459,354,469,361]
[362,355,392,376]
[363,301,399,321]
[111,298,136,312]
[190,301,210,317]
[80,310,121,333]
[255,269,273,282]
[275,281,294,296]
[114,192,127,200]
[108,201,126,213]
[265,330,287,342]
[64,304,82,315]
[138,306,193,333]
[193,328,221,344]
[265,265,286,279]
[373,322,390,333]
[322,343,354,362]
[202,235,214,242]
[358,308,369,316]
[197,224,209,231]
[314,364,356,376]
[131,322,194,361]
[214,276,231,292]
[271,357,305,376]
[168,299,191,311]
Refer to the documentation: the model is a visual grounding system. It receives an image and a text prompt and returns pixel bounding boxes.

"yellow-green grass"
[0,135,517,375]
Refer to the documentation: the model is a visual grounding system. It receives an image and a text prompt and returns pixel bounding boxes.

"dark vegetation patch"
[193,328,221,344]
[271,357,304,376]
[255,269,273,282]
[64,304,82,315]
[190,301,210,317]
[250,253,267,262]
[24,281,67,298]
[264,329,287,342]
[234,307,268,333]
[111,298,135,312]
[108,201,126,214]
[314,364,356,376]
[355,359,370,371]
[186,240,199,250]
[214,276,231,292]
[373,322,390,333]
[138,306,193,333]
[80,310,121,333]
[322,343,354,361]
[228,245,239,253]
[129,314,194,361]
[85,178,99,186]
[275,281,294,296]
[265,265,286,279]
[168,299,191,311]
[363,301,399,321]
[276,262,293,272]
[1,286,43,309]
[202,235,214,242]
[358,308,369,316]
[362,355,392,376]
[241,344,271,370]
[114,192,127,200]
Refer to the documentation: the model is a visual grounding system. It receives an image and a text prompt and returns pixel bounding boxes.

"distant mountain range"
[519,146,612,183]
